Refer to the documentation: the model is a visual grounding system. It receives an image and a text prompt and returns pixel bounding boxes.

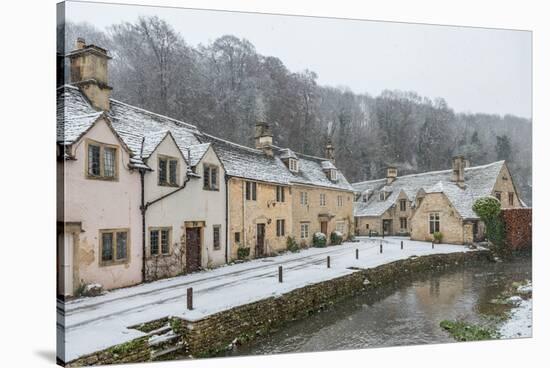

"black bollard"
[187,287,193,310]
[327,256,331,268]
[380,242,383,254]
[432,241,434,249]
[278,266,283,283]
[401,240,403,250]
[356,248,359,259]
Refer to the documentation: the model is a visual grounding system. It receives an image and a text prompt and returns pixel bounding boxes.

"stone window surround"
[288,158,299,172]
[508,192,514,205]
[99,228,130,267]
[203,163,219,191]
[148,226,172,257]
[276,186,285,202]
[245,181,257,200]
[429,213,440,234]
[85,138,119,181]
[300,222,310,239]
[276,219,285,237]
[337,195,343,207]
[320,193,326,207]
[158,155,179,187]
[300,191,308,206]
[399,199,407,211]
[213,225,221,250]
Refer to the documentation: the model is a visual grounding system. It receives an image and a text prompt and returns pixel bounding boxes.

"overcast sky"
[65,1,532,119]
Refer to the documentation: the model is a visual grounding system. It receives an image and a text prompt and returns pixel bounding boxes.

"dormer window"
[289,158,299,172]
[203,164,219,191]
[362,194,368,202]
[86,139,118,181]
[379,192,385,201]
[158,155,179,186]
[329,169,337,181]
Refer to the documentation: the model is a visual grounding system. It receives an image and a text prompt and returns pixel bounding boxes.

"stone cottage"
[57,39,227,296]
[205,125,355,260]
[57,38,355,296]
[352,156,524,244]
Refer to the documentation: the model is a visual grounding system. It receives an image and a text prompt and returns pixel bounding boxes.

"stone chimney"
[68,38,112,111]
[451,155,466,188]
[325,139,335,164]
[254,122,273,156]
[386,167,397,185]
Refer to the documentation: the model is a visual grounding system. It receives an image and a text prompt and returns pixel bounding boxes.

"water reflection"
[223,258,531,356]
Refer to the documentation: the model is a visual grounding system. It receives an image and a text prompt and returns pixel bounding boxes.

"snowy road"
[59,237,475,362]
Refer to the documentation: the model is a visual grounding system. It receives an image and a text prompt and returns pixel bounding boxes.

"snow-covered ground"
[59,237,475,362]
[499,282,533,339]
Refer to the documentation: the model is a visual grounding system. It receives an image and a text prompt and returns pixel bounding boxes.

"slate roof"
[57,85,203,169]
[58,84,355,192]
[352,161,506,219]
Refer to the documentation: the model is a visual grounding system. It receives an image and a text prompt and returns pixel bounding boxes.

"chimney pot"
[386,167,397,184]
[76,37,86,49]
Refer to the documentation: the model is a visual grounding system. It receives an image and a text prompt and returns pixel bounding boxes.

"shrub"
[286,236,300,253]
[433,231,443,243]
[473,197,505,248]
[237,246,250,260]
[330,231,343,245]
[313,232,327,247]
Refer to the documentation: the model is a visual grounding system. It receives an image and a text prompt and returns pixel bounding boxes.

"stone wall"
[501,208,532,250]
[64,250,490,366]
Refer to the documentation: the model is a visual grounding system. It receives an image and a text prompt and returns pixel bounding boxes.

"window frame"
[99,228,130,266]
[399,199,407,211]
[213,225,221,250]
[495,191,502,202]
[336,221,345,234]
[330,169,337,181]
[429,213,440,234]
[85,139,119,181]
[245,181,257,201]
[276,219,286,237]
[320,193,326,207]
[300,223,309,239]
[400,217,408,230]
[337,195,343,207]
[234,232,241,244]
[508,192,514,205]
[202,163,219,191]
[276,186,285,202]
[288,158,299,172]
[300,191,308,206]
[158,155,179,187]
[148,226,172,257]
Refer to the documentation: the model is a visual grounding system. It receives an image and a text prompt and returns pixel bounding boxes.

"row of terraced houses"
[57,39,525,298]
[57,39,354,297]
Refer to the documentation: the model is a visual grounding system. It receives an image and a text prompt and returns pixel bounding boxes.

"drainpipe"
[139,169,146,283]
[224,175,229,264]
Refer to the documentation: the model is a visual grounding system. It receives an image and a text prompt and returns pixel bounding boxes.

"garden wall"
[501,208,532,250]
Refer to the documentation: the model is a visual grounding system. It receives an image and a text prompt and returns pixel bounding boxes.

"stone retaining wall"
[64,249,490,366]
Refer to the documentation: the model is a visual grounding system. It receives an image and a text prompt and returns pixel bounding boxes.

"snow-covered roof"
[58,85,354,191]
[57,85,203,169]
[353,161,506,219]
[321,160,336,170]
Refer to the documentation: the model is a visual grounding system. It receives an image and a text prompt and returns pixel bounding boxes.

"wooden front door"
[382,219,392,235]
[186,227,201,273]
[320,221,328,236]
[256,224,266,257]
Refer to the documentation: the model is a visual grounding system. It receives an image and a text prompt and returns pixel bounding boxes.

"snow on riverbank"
[499,282,532,339]
[59,237,478,362]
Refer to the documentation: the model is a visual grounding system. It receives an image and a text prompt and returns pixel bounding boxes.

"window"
[300,192,308,206]
[379,192,385,201]
[509,192,514,205]
[336,221,345,233]
[276,219,285,237]
[320,193,326,206]
[330,169,337,181]
[150,227,171,256]
[276,186,285,202]
[213,225,221,250]
[362,194,368,203]
[86,140,118,180]
[495,191,502,202]
[245,181,257,200]
[289,158,299,172]
[203,164,219,190]
[100,229,129,265]
[400,217,407,230]
[234,232,241,244]
[300,223,309,239]
[429,213,440,234]
[158,156,179,186]
[365,224,369,229]
[400,199,407,211]
[337,195,343,207]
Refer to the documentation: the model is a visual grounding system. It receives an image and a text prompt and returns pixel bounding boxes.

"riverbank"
[61,238,489,366]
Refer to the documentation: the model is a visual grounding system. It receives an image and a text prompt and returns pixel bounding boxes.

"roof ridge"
[352,160,504,186]
[204,133,265,154]
[271,145,327,162]
[109,98,199,132]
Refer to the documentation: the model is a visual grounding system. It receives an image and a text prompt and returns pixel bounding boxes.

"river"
[222,256,531,357]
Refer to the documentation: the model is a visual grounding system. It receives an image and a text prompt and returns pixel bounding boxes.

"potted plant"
[433,232,443,244]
